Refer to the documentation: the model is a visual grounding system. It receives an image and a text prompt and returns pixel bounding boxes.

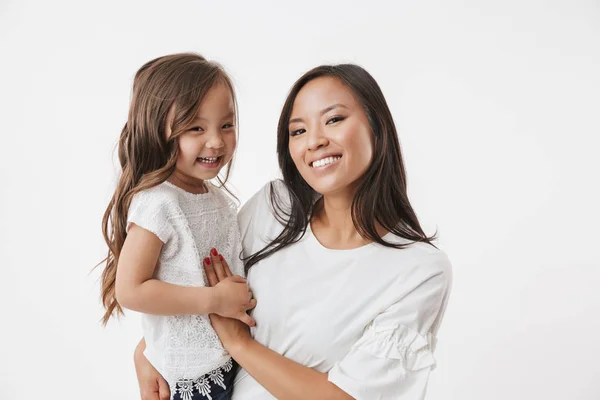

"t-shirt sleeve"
[126,190,175,244]
[328,253,452,400]
[237,180,288,258]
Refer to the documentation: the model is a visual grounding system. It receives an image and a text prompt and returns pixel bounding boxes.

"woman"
[135,64,452,400]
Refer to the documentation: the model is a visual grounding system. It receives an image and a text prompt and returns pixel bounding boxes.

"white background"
[1,0,599,399]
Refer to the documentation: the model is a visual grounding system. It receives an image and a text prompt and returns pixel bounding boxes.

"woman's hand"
[134,339,170,400]
[203,249,254,352]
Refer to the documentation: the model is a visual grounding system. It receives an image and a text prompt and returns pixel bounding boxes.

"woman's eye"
[290,128,306,137]
[326,116,345,125]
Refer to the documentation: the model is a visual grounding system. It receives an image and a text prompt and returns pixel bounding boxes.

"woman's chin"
[306,180,348,197]
[305,174,366,198]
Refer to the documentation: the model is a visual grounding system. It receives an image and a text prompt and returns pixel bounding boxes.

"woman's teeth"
[311,156,341,168]
[197,156,219,163]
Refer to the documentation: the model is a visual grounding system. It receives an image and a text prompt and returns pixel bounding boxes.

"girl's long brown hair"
[244,64,436,272]
[99,53,237,325]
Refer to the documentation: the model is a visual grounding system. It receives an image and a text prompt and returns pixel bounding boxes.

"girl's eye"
[222,123,235,129]
[290,128,306,137]
[326,116,345,125]
[189,126,204,133]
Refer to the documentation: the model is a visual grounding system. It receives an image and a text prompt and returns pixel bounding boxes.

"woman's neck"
[311,185,389,249]
[168,170,207,194]
[311,189,370,249]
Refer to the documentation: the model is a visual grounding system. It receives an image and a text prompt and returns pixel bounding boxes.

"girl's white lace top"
[126,180,243,388]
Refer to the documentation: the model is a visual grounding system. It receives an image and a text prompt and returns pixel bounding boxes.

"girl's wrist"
[210,285,224,315]
[194,286,220,315]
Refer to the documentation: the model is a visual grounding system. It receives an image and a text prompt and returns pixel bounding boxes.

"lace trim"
[174,358,233,400]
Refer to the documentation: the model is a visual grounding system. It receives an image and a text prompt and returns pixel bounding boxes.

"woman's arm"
[231,336,353,400]
[134,338,170,400]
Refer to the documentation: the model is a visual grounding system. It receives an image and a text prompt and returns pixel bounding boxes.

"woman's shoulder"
[237,180,289,251]
[377,236,452,283]
[238,179,288,224]
[368,238,452,320]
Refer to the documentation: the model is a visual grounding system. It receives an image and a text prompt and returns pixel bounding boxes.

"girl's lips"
[196,155,222,168]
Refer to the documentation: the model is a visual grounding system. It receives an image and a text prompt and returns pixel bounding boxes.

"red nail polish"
[204,257,211,265]
[219,255,224,261]
[211,248,218,256]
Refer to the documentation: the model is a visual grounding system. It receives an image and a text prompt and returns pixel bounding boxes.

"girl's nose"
[206,131,225,150]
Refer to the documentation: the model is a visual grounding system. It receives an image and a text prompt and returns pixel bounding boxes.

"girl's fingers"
[210,248,227,281]
[203,257,219,287]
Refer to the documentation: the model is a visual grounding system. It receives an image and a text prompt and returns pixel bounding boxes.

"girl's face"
[288,77,373,196]
[174,83,236,182]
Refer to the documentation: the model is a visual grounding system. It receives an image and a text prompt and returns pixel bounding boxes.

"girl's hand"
[134,339,170,400]
[204,250,254,351]
[211,270,257,327]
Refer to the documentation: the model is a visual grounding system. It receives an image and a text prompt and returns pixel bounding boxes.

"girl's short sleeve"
[328,253,451,400]
[126,190,175,244]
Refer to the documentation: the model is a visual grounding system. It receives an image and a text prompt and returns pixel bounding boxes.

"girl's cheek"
[228,135,237,150]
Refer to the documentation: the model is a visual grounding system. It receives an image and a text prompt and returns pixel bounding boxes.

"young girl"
[99,53,256,400]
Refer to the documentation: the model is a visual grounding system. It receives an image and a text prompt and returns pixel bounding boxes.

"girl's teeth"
[312,156,341,168]
[198,157,219,163]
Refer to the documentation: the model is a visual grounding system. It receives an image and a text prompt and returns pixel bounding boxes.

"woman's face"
[288,76,373,196]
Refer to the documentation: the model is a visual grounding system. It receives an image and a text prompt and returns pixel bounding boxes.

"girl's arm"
[115,224,217,315]
[116,224,255,322]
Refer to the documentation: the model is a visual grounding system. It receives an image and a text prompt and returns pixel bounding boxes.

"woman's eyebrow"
[320,103,348,116]
[289,104,349,125]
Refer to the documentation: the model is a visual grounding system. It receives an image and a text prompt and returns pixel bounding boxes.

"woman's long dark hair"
[244,64,436,272]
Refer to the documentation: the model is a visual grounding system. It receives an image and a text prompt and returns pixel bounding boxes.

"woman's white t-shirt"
[232,181,452,400]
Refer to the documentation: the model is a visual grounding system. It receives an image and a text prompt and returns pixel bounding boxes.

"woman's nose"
[307,126,329,151]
